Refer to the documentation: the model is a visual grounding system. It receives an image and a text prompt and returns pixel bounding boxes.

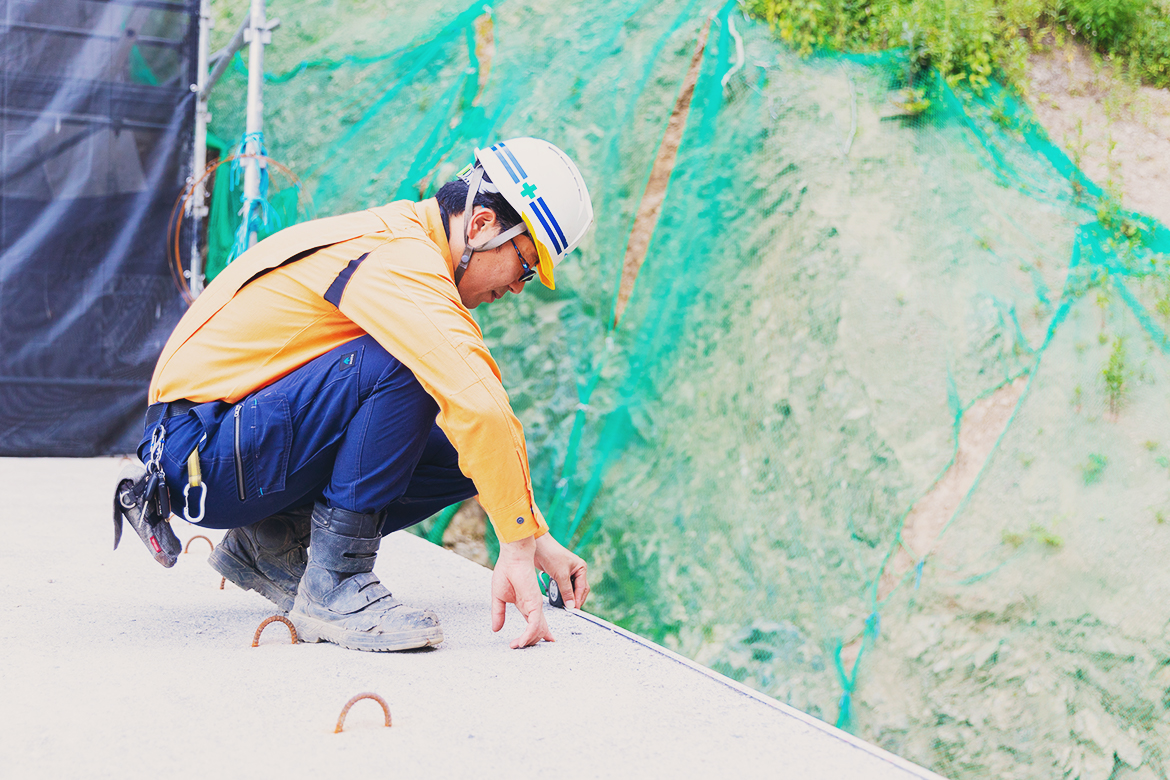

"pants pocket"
[243,393,293,499]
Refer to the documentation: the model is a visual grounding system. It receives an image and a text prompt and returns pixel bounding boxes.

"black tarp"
[0,0,197,455]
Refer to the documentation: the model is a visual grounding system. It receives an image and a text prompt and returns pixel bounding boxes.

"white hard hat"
[456,137,593,290]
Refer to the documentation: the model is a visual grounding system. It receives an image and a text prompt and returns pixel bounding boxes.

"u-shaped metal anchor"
[184,535,213,553]
[335,693,392,733]
[252,615,299,647]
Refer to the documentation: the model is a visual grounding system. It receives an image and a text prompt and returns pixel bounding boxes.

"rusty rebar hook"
[335,692,392,733]
[252,615,298,647]
[184,535,214,554]
[220,577,226,590]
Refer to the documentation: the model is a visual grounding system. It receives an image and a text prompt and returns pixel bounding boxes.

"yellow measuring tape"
[187,448,201,488]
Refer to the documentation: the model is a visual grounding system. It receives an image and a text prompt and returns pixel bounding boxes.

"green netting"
[205,2,1170,776]
[204,145,303,280]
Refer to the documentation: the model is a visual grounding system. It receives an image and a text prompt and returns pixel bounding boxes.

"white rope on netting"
[842,64,858,157]
[722,14,745,91]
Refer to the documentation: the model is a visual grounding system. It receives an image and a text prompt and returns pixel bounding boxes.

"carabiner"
[148,424,166,474]
[184,482,207,524]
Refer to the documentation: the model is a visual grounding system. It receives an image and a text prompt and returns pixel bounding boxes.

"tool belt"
[112,400,207,567]
[144,399,200,430]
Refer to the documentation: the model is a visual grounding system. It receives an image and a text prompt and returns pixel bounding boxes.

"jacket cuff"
[488,497,547,544]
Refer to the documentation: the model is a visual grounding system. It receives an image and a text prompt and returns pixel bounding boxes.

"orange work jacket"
[149,198,546,544]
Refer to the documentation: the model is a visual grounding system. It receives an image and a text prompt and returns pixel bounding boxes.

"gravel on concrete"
[0,457,945,779]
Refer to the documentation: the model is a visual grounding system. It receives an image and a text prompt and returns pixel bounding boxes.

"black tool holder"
[112,425,182,568]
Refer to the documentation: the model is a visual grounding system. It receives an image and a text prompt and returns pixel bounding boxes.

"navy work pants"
[137,335,477,535]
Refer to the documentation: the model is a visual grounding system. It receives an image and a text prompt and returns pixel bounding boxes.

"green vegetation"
[1001,524,1064,548]
[1103,336,1127,413]
[1002,529,1027,547]
[1081,452,1108,484]
[745,0,1170,91]
[1095,286,1111,332]
[1030,523,1064,548]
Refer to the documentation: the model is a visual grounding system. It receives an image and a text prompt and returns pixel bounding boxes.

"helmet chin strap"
[454,165,528,287]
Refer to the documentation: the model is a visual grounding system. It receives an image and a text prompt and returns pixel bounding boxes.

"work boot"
[289,503,443,652]
[208,507,311,611]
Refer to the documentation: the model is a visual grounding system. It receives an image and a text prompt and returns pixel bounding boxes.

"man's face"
[457,209,539,309]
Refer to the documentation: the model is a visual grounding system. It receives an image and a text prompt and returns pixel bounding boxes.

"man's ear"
[467,206,498,240]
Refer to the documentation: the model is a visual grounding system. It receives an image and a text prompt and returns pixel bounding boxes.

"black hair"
[435,173,523,241]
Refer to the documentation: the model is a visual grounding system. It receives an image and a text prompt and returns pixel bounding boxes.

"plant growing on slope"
[1064,0,1145,53]
[1103,336,1126,414]
[1082,452,1108,484]
[746,0,1170,91]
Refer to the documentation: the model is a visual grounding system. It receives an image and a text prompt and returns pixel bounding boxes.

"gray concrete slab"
[0,457,945,779]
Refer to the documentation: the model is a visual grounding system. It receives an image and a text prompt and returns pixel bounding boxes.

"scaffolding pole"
[242,0,269,250]
[187,0,277,298]
[187,0,211,297]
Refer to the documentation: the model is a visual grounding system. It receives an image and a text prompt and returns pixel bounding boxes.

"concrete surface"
[0,457,945,779]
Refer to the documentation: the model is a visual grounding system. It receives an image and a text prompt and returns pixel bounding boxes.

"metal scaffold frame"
[187,0,278,297]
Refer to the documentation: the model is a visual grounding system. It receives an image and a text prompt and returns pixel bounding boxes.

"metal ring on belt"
[144,399,201,430]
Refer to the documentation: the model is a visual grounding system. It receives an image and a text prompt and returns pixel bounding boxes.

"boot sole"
[289,611,444,652]
[208,546,297,612]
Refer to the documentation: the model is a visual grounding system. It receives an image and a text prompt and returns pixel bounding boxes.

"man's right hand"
[534,531,589,610]
[491,535,554,649]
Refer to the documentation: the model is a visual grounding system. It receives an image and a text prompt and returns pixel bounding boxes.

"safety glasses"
[510,238,538,283]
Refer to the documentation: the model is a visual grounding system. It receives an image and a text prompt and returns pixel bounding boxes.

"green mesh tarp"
[205,2,1170,777]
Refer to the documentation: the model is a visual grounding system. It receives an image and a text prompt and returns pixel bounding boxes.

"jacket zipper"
[233,404,246,501]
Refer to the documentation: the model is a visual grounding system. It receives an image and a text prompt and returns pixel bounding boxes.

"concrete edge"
[561,605,947,780]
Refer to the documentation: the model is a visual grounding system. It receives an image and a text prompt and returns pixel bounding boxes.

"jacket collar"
[415,198,454,278]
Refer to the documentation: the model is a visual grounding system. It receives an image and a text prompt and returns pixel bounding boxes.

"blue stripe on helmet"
[498,142,528,180]
[490,145,520,183]
[529,203,563,255]
[536,197,568,248]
